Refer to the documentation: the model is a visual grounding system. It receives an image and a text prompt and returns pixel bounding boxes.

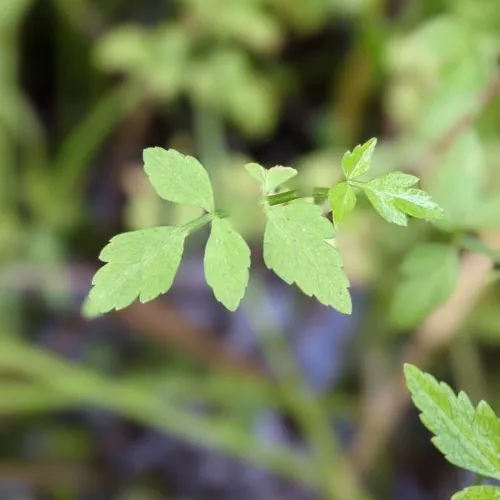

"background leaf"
[263,201,351,314]
[432,130,500,230]
[404,364,500,480]
[186,49,279,137]
[432,130,485,230]
[418,57,492,141]
[452,486,500,500]
[341,137,377,180]
[204,217,251,311]
[329,181,357,226]
[95,25,191,100]
[391,244,460,328]
[88,227,187,313]
[143,148,214,212]
[184,0,283,53]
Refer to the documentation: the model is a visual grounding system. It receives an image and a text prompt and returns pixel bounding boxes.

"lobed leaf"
[245,163,297,195]
[404,364,500,480]
[88,227,187,313]
[341,137,377,180]
[391,244,460,328]
[453,486,500,500]
[329,182,357,226]
[361,171,443,225]
[263,201,351,314]
[204,218,251,311]
[143,148,214,212]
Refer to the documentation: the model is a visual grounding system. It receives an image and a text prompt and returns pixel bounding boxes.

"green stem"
[192,104,228,226]
[54,83,141,198]
[475,473,484,486]
[0,339,319,487]
[0,383,77,415]
[266,190,300,206]
[266,187,330,207]
[460,236,500,262]
[450,333,488,402]
[181,213,214,234]
[313,187,330,200]
[243,278,366,500]
[193,104,226,170]
[348,179,366,188]
[127,371,355,416]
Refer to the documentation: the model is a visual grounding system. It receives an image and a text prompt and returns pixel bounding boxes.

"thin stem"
[193,104,226,170]
[54,83,141,198]
[473,472,484,486]
[181,213,214,234]
[266,187,330,207]
[348,179,366,188]
[460,236,500,262]
[192,104,228,223]
[450,333,488,402]
[0,383,77,415]
[313,187,330,201]
[266,190,300,206]
[243,278,366,500]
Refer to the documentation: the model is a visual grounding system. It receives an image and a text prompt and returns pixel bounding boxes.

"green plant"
[83,138,443,317]
[405,364,500,500]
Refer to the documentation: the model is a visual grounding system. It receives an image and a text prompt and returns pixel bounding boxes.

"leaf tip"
[81,295,104,319]
[403,363,418,380]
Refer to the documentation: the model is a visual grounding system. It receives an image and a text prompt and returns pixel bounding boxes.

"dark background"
[1,0,500,498]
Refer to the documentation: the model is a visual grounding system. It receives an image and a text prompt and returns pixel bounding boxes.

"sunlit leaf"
[405,364,500,480]
[143,148,214,212]
[328,182,357,226]
[263,201,351,313]
[87,227,187,313]
[341,137,377,180]
[362,171,443,225]
[204,218,251,311]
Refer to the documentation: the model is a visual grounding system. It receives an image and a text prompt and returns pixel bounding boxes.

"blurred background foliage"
[1,0,500,499]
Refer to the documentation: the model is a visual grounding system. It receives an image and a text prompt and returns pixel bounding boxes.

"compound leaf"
[453,486,500,500]
[245,163,297,195]
[144,148,214,212]
[362,171,443,225]
[341,137,377,180]
[263,201,351,314]
[204,217,251,311]
[404,364,500,480]
[391,244,460,328]
[88,227,187,313]
[329,182,357,226]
